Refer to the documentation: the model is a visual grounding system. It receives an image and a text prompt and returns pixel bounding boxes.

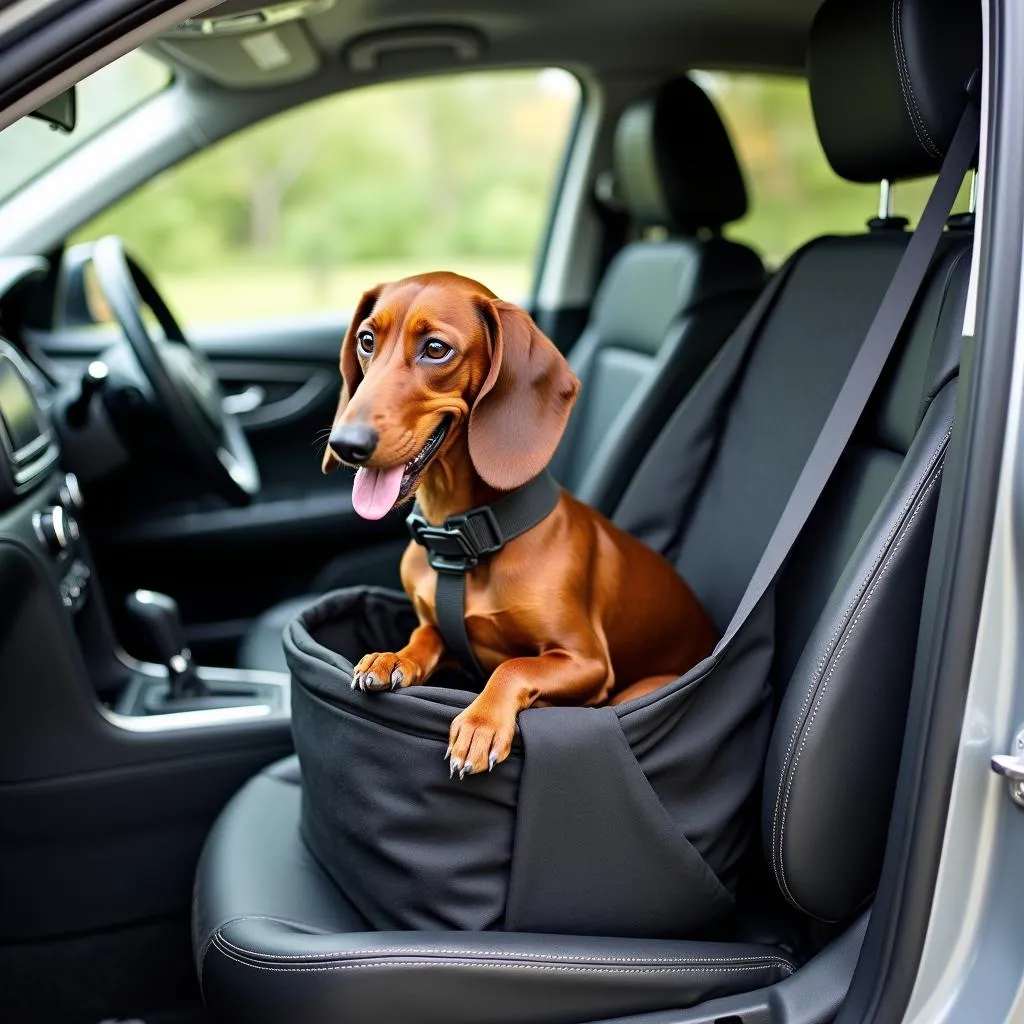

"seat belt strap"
[407,470,562,677]
[721,98,979,650]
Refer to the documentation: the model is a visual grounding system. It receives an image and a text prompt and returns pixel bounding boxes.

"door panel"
[189,309,345,363]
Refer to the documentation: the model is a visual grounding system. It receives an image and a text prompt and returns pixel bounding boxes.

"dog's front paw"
[447,700,516,779]
[352,652,421,693]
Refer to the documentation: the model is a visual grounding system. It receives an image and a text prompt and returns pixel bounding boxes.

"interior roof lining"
[151,0,821,91]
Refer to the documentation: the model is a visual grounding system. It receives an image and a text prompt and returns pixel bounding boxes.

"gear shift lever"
[125,589,202,699]
[116,589,271,718]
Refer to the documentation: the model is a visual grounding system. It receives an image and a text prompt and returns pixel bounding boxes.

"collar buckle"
[407,505,505,575]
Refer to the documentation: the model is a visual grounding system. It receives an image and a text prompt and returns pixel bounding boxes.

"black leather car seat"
[193,0,981,1020]
[237,75,765,674]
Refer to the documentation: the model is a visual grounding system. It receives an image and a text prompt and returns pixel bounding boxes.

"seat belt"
[719,96,979,651]
[407,470,561,677]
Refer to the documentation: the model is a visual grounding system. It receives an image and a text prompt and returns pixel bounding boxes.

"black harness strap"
[407,471,562,677]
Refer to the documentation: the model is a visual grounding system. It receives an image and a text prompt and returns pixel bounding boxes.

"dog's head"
[322,272,579,520]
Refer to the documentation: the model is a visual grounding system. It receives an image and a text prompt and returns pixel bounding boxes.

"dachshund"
[322,272,718,777]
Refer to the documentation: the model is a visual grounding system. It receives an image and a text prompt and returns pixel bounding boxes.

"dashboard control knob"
[33,505,78,555]
[59,472,84,510]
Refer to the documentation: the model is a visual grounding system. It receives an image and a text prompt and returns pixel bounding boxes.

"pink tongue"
[351,465,405,520]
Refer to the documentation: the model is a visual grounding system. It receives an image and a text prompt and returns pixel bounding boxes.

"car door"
[39,67,581,663]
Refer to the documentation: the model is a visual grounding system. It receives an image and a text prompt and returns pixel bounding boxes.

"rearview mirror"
[27,87,76,133]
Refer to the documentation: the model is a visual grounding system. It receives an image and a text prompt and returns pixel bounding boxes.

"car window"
[0,51,169,203]
[696,71,972,266]
[74,69,580,325]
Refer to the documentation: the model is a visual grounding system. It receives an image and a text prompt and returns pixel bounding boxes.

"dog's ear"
[322,285,382,474]
[468,299,579,490]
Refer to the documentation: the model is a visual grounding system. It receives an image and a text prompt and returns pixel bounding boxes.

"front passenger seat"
[239,75,764,673]
[193,0,981,1020]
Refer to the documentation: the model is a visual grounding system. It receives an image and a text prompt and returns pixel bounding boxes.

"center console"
[0,342,290,733]
[0,341,294,941]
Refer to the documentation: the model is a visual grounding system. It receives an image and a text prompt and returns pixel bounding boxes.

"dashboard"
[0,336,90,610]
[0,256,97,627]
[0,342,60,499]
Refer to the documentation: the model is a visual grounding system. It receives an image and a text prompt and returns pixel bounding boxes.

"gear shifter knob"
[125,589,201,698]
[66,360,109,429]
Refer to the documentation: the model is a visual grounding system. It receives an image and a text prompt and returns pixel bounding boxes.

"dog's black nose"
[328,423,378,464]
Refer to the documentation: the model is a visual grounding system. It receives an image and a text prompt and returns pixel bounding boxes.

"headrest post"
[968,170,978,214]
[878,179,894,221]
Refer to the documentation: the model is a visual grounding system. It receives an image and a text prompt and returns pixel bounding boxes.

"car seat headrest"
[613,76,748,233]
[809,0,981,184]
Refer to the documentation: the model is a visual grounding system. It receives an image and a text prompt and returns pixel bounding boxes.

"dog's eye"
[356,331,375,357]
[424,339,451,361]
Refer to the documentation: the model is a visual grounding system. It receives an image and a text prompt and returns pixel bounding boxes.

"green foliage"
[74,70,578,275]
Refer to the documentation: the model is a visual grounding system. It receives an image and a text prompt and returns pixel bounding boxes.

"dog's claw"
[449,758,461,779]
[488,752,498,772]
[444,744,452,760]
[390,668,403,690]
[459,762,471,780]
[350,674,359,690]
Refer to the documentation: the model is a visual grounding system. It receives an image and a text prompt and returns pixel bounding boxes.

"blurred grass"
[160,259,532,326]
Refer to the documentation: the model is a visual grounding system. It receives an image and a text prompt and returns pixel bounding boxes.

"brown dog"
[322,272,717,776]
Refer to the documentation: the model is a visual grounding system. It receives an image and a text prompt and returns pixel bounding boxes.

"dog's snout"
[329,423,379,464]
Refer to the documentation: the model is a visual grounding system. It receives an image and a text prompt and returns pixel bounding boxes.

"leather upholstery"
[614,76,748,231]
[809,0,981,182]
[195,756,794,1024]
[763,243,972,920]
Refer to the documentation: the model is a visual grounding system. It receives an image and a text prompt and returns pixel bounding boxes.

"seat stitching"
[892,0,941,160]
[198,913,335,978]
[775,458,944,903]
[212,929,795,969]
[768,426,951,894]
[776,457,945,908]
[209,936,794,976]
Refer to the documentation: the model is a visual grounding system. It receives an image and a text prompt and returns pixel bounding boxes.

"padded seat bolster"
[195,757,795,1024]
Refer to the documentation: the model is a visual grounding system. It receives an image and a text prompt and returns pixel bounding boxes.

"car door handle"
[222,385,265,416]
[991,729,1024,807]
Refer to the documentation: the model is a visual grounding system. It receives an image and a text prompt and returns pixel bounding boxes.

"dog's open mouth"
[398,416,451,500]
[350,417,451,521]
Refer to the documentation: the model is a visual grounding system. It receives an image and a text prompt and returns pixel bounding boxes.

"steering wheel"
[90,236,261,506]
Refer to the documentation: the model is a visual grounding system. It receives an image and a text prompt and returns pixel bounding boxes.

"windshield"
[0,50,169,203]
